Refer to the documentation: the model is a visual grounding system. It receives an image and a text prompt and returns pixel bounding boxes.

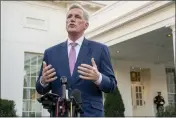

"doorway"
[131,67,151,116]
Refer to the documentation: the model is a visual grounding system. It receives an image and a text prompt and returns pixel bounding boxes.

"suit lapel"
[71,38,91,84]
[59,41,71,82]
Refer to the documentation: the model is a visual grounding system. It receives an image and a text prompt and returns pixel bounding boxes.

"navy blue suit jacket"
[36,38,117,117]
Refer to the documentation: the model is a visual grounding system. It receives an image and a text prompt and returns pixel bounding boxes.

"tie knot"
[70,43,77,47]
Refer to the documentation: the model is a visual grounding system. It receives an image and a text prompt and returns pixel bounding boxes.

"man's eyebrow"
[67,14,72,17]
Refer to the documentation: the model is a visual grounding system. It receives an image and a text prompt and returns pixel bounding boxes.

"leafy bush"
[157,104,176,117]
[0,98,17,117]
[104,87,125,117]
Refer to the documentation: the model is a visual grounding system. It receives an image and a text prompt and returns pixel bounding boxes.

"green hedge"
[104,87,125,117]
[157,104,176,117]
[0,98,17,117]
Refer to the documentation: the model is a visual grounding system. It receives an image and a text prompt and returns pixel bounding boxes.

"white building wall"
[1,1,67,116]
[111,59,168,116]
[150,64,168,115]
[111,58,133,116]
[1,1,170,117]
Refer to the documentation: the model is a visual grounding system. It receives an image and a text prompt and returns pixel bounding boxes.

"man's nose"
[70,17,76,22]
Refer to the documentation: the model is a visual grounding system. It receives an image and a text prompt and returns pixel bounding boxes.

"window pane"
[23,100,31,111]
[24,53,30,66]
[136,87,138,92]
[30,89,36,100]
[22,112,29,117]
[31,66,37,77]
[27,100,32,111]
[37,66,41,76]
[25,63,30,76]
[24,76,30,87]
[36,112,41,117]
[137,72,140,82]
[138,77,140,82]
[35,101,42,112]
[166,68,176,104]
[169,87,173,93]
[23,100,28,111]
[139,93,142,99]
[31,101,36,111]
[38,56,43,66]
[26,70,30,76]
[139,87,141,92]
[172,85,175,93]
[31,77,36,87]
[29,112,35,117]
[31,56,37,65]
[136,100,139,106]
[170,78,175,85]
[168,94,173,100]
[169,100,173,103]
[23,89,30,99]
[140,100,143,106]
[169,85,175,93]
[136,93,138,99]
[24,65,30,72]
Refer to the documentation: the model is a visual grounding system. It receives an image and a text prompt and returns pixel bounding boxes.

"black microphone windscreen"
[70,89,82,104]
[60,76,67,84]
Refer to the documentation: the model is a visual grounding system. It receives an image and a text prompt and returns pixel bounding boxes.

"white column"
[170,24,176,71]
[166,23,175,70]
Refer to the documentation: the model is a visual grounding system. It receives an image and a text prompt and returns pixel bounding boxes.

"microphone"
[70,89,83,116]
[70,89,82,104]
[60,76,67,99]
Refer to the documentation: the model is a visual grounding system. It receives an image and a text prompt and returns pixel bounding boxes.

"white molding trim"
[16,1,65,11]
[91,1,122,18]
[105,16,175,47]
[23,15,48,31]
[86,1,173,39]
[53,1,105,8]
[165,22,175,31]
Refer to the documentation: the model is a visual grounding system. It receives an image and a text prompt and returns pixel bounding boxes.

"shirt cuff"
[94,73,102,85]
[40,76,48,87]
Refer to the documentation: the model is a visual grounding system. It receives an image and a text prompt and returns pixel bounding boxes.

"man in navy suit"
[36,3,117,117]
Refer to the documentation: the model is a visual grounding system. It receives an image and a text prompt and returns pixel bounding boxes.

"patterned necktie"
[69,43,77,76]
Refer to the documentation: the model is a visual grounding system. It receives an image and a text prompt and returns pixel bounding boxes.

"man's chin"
[67,30,78,34]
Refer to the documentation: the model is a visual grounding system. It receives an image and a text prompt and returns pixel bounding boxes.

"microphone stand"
[37,76,84,117]
[37,92,59,117]
[69,96,83,117]
[37,76,69,117]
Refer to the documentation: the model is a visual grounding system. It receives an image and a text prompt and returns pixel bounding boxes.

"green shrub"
[0,98,17,117]
[157,104,176,117]
[104,87,125,117]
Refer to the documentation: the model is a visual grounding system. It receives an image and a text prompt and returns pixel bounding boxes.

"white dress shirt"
[40,35,102,86]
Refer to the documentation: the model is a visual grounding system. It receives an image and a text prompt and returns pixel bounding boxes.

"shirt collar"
[67,35,84,46]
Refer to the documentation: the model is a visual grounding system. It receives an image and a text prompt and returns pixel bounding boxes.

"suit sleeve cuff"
[40,76,48,87]
[94,73,102,85]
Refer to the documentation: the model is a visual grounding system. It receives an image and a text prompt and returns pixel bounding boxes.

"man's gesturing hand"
[41,61,57,85]
[78,58,100,81]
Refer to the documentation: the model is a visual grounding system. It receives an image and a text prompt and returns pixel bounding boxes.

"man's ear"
[85,22,89,30]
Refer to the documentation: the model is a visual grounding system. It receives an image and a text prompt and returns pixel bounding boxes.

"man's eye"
[67,15,72,18]
[75,15,81,19]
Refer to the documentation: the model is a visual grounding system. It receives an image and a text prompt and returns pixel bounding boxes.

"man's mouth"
[69,24,76,28]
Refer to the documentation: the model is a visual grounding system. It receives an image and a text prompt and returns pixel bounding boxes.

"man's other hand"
[78,58,100,81]
[41,61,57,85]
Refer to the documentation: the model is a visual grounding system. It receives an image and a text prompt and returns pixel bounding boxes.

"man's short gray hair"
[67,3,89,22]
